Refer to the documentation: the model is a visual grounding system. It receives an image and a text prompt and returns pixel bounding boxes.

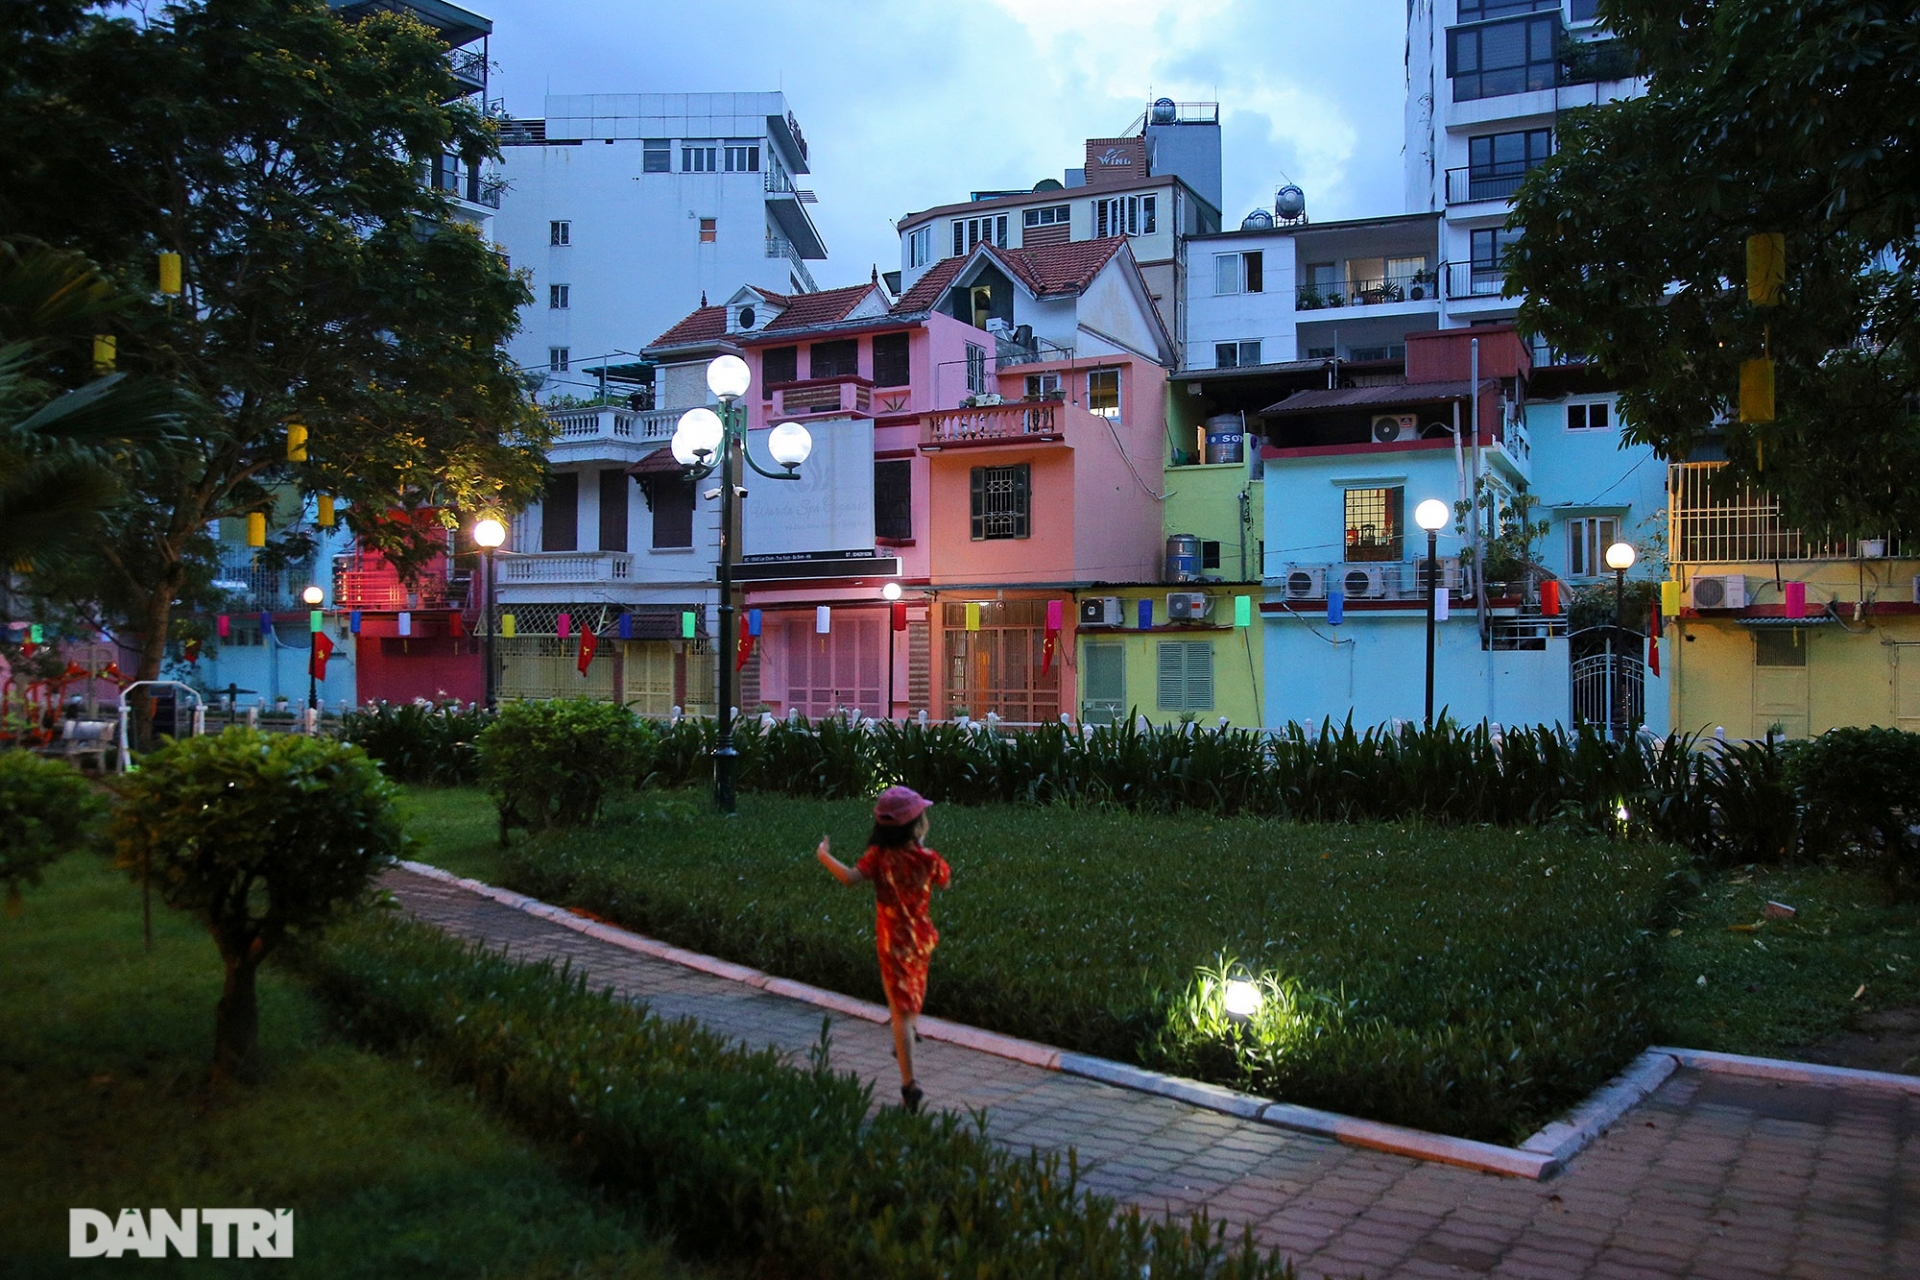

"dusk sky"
[478,0,1412,286]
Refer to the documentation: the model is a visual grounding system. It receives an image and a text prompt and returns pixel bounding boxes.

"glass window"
[872,332,911,387]
[1449,14,1560,102]
[641,140,669,173]
[965,342,987,394]
[548,220,570,246]
[761,345,798,388]
[1156,641,1214,711]
[1023,204,1070,226]
[1025,371,1061,399]
[874,459,912,541]
[1214,254,1243,295]
[907,225,931,268]
[1566,515,1619,577]
[969,464,1030,540]
[809,339,858,379]
[1458,0,1557,18]
[723,142,759,172]
[1567,400,1611,431]
[698,218,716,244]
[1087,368,1121,419]
[1344,486,1405,562]
[548,284,569,310]
[1470,227,1523,290]
[682,143,718,172]
[1214,341,1261,369]
[548,347,569,372]
[1467,128,1554,199]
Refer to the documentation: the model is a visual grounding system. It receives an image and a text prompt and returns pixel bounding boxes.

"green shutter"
[1187,641,1214,711]
[1157,642,1183,709]
[1156,641,1214,712]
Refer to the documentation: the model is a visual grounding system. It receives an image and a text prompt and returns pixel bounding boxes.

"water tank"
[1204,414,1244,464]
[1275,184,1306,220]
[1150,97,1177,125]
[1240,208,1274,230]
[1165,534,1202,583]
[1033,177,1064,192]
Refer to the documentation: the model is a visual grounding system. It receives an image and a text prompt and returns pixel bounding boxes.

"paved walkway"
[385,868,1919,1280]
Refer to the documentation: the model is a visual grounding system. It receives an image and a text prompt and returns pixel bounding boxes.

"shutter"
[1187,642,1214,710]
[541,471,579,551]
[1085,643,1123,701]
[907,621,930,712]
[1157,642,1183,709]
[598,469,629,552]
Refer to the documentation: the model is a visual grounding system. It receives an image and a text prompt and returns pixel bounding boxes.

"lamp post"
[1605,540,1637,740]
[671,354,812,813]
[882,581,902,720]
[1414,499,1450,729]
[301,584,324,716]
[473,516,507,712]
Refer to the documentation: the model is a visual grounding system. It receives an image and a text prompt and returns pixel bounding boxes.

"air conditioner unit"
[1410,556,1463,594]
[1913,575,1920,605]
[1079,596,1123,627]
[1284,567,1326,600]
[1340,565,1392,599]
[1689,574,1747,609]
[1166,592,1211,620]
[1370,413,1418,443]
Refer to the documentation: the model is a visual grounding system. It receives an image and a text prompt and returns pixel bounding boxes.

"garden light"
[1604,542,1636,572]
[1223,978,1263,1020]
[881,581,902,601]
[1414,498,1449,532]
[1415,497,1449,729]
[472,516,506,549]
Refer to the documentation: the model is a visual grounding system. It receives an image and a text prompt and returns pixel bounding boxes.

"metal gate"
[1570,626,1644,739]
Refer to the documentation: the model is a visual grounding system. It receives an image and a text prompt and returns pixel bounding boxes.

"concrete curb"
[1520,1049,1678,1167]
[1653,1045,1920,1095]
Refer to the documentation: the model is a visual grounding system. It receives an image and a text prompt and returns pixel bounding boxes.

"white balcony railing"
[501,552,633,584]
[547,407,678,447]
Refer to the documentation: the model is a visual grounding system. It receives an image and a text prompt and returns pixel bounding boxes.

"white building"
[492,92,826,406]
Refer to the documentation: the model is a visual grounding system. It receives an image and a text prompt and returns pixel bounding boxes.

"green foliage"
[478,699,650,832]
[110,728,404,1080]
[1509,0,1920,538]
[306,913,1293,1279]
[1695,737,1800,870]
[341,701,491,786]
[498,793,1688,1142]
[0,751,102,912]
[1789,726,1920,898]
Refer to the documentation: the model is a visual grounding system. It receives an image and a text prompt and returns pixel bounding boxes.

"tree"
[1507,1,1920,540]
[0,0,548,723]
[0,751,103,915]
[111,728,404,1082]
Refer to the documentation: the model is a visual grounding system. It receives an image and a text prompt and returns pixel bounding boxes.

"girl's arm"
[816,836,865,885]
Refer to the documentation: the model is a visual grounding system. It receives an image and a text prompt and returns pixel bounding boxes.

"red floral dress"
[854,843,951,1016]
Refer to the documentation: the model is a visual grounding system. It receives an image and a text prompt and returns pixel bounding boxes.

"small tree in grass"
[0,752,104,914]
[111,728,404,1082]
[478,698,651,841]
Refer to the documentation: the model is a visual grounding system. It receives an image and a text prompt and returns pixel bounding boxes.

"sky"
[477,0,1413,288]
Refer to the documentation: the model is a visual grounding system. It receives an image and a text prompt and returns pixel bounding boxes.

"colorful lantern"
[397,611,411,637]
[309,609,323,634]
[1233,595,1251,628]
[815,605,831,634]
[1540,579,1561,616]
[617,612,633,640]
[681,611,696,639]
[316,495,336,527]
[557,612,571,639]
[1136,598,1152,629]
[965,602,982,632]
[286,423,309,462]
[1783,581,1807,619]
[216,614,230,638]
[246,512,266,547]
[92,335,116,373]
[1739,358,1775,424]
[1746,233,1785,306]
[1327,591,1344,626]
[501,613,516,638]
[1434,588,1450,622]
[157,251,182,296]
[1660,581,1682,617]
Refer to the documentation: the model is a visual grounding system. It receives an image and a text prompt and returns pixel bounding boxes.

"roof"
[627,447,683,477]
[648,305,727,349]
[898,172,1207,230]
[889,257,968,314]
[1259,379,1496,416]
[889,238,1129,315]
[761,283,879,332]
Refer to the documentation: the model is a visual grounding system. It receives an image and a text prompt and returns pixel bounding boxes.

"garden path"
[385,867,1917,1280]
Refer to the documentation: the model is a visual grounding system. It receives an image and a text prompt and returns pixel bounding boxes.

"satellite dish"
[1275,185,1307,220]
[1241,209,1274,230]
[1150,97,1177,125]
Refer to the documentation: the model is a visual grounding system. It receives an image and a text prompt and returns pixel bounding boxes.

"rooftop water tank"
[1241,208,1274,230]
[1150,97,1177,125]
[1275,184,1307,221]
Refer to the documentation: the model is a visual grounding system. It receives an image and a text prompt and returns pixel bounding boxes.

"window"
[1566,400,1611,431]
[650,477,694,550]
[1081,641,1125,725]
[952,214,1008,256]
[761,345,798,389]
[1457,0,1558,18]
[1094,194,1156,237]
[941,599,1058,722]
[1566,516,1619,578]
[541,471,579,552]
[907,225,932,268]
[642,139,669,173]
[1024,371,1061,399]
[1213,251,1263,294]
[549,220,571,246]
[548,347,569,372]
[1023,204,1070,227]
[1344,486,1404,562]
[1467,128,1553,200]
[970,464,1030,540]
[1087,368,1121,419]
[872,332,911,387]
[698,218,716,244]
[1448,14,1560,101]
[1156,641,1214,712]
[549,284,569,309]
[1754,630,1808,668]
[809,339,857,379]
[682,143,718,172]
[1568,0,1599,21]
[1214,341,1262,369]
[598,469,628,552]
[964,342,988,394]
[874,459,912,540]
[1470,226,1522,289]
[1202,540,1221,570]
[723,142,759,172]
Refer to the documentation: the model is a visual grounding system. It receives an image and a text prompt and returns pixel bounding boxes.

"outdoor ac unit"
[1284,567,1326,600]
[1410,556,1463,593]
[1079,596,1123,627]
[1913,575,1920,605]
[1370,413,1418,443]
[1166,592,1211,620]
[1340,565,1392,599]
[1690,574,1748,609]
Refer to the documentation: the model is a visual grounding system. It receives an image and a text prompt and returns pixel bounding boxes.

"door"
[1082,641,1125,725]
[1894,643,1920,730]
[1752,628,1809,739]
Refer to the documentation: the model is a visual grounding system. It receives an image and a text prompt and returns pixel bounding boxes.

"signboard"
[741,417,875,559]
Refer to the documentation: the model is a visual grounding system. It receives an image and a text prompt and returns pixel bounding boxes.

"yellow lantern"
[286,423,309,462]
[500,613,517,638]
[316,494,336,527]
[1746,233,1785,306]
[245,512,267,547]
[1739,358,1774,423]
[1660,581,1681,618]
[157,251,183,296]
[92,335,116,373]
[964,602,981,632]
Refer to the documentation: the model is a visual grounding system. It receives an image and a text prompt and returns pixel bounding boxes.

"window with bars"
[970,464,1030,540]
[872,332,910,387]
[1156,641,1214,711]
[874,459,912,541]
[809,339,858,379]
[1754,630,1808,668]
[1344,486,1404,562]
[1566,515,1619,578]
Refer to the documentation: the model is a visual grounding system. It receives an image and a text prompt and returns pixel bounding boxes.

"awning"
[627,447,683,477]
[1260,379,1494,417]
[1735,614,1833,627]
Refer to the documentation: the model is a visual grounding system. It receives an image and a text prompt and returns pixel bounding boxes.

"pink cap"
[872,785,933,826]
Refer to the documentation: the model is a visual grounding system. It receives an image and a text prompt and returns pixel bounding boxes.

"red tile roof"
[648,305,727,349]
[762,283,881,331]
[888,237,1128,316]
[888,256,967,315]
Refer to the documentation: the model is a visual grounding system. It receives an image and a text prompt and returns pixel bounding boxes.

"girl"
[816,785,950,1113]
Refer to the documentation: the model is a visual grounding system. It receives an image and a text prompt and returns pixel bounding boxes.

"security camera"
[703,487,721,501]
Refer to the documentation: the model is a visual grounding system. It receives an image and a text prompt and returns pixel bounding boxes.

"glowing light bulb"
[1223,979,1262,1019]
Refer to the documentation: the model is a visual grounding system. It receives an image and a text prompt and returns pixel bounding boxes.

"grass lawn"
[0,852,704,1278]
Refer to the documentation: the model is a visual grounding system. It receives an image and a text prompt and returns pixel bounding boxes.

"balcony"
[764,171,817,203]
[1445,165,1539,205]
[545,406,676,462]
[447,46,488,98]
[500,551,634,585]
[764,236,819,292]
[1295,273,1438,310]
[332,551,458,612]
[774,378,872,419]
[1444,261,1511,301]
[1669,463,1910,566]
[923,401,1062,450]
[212,555,319,612]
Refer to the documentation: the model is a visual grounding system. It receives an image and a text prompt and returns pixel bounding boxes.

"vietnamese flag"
[1647,603,1661,678]
[310,631,336,680]
[576,626,598,676]
[1041,630,1057,675]
[736,630,754,671]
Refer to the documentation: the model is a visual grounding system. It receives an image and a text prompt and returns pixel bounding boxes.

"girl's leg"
[889,1004,916,1089]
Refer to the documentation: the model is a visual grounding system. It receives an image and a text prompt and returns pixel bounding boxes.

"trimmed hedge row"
[304,913,1294,1279]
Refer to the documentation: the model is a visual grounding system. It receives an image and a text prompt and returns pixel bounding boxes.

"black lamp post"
[473,516,507,712]
[1414,498,1450,729]
[302,583,324,721]
[671,355,813,813]
[1605,540,1637,740]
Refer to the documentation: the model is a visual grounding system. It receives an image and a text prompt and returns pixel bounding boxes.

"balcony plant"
[1296,289,1324,310]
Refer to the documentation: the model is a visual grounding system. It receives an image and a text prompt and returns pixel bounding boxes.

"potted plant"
[1297,289,1323,310]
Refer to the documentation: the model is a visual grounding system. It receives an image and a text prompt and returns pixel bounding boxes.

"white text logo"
[69,1209,293,1258]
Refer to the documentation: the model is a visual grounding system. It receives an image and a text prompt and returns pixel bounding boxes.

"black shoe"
[901,1082,923,1114]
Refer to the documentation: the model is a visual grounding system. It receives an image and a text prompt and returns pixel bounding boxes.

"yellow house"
[1665,462,1920,738]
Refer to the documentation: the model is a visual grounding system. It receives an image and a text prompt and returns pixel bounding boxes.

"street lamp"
[473,515,507,713]
[1604,540,1637,740]
[671,354,812,813]
[301,584,324,715]
[1414,498,1450,730]
[882,581,903,720]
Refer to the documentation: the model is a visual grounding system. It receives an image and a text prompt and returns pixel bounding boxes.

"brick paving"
[385,868,1920,1279]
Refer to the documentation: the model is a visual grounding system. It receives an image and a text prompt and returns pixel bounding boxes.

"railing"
[995,334,1075,369]
[1444,261,1510,301]
[765,236,817,291]
[776,379,872,418]
[1669,462,1910,565]
[1445,165,1537,205]
[447,47,488,92]
[547,407,677,445]
[763,171,817,203]
[331,553,457,611]
[212,555,318,611]
[500,551,634,584]
[923,401,1061,448]
[1295,274,1438,309]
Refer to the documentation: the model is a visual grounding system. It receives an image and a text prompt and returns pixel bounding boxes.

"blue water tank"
[1165,534,1201,582]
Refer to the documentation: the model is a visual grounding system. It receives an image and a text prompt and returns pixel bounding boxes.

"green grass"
[1649,862,1920,1055]
[395,784,505,881]
[0,853,700,1278]
[480,788,1688,1142]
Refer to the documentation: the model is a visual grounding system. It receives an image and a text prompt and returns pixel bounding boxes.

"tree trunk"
[130,577,176,752]
[212,943,263,1086]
